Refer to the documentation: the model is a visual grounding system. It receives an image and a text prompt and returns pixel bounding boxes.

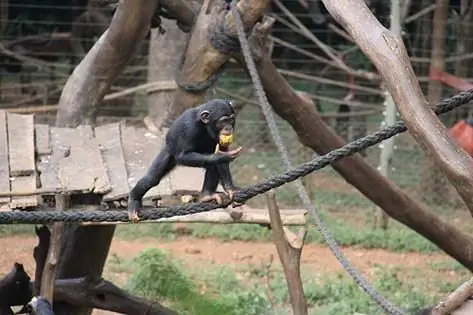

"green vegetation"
[113,247,466,315]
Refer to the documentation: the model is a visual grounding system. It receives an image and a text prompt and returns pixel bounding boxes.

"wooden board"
[7,112,35,176]
[121,125,170,200]
[39,127,67,192]
[40,125,111,195]
[169,166,205,194]
[0,111,10,204]
[55,125,111,194]
[10,175,38,208]
[94,123,130,201]
[35,124,51,155]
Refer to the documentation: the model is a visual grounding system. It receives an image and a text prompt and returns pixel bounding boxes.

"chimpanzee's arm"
[176,151,234,168]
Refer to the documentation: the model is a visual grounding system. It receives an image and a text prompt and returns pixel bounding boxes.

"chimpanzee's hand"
[216,146,243,163]
[127,198,142,223]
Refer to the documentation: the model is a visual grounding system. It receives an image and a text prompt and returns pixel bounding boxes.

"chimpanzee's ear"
[227,100,234,110]
[199,110,210,124]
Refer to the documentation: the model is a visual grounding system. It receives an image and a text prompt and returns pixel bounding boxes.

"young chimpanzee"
[127,99,243,222]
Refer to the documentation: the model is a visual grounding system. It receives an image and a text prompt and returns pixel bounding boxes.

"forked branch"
[266,190,308,315]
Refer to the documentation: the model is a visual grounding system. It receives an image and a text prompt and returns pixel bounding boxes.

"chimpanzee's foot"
[199,193,223,205]
[127,198,142,223]
[224,189,244,207]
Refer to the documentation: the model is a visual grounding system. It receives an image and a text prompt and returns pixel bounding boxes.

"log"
[79,208,307,226]
[54,276,177,315]
[431,277,473,315]
[240,15,473,271]
[321,0,473,215]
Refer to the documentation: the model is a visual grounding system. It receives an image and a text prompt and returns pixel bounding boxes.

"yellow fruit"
[219,134,234,146]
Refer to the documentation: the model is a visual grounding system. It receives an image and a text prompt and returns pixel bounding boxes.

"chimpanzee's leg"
[199,166,223,204]
[128,148,176,222]
[217,163,243,206]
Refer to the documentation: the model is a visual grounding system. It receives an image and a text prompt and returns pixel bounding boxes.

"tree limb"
[54,276,178,315]
[321,0,473,216]
[240,16,473,271]
[431,277,473,315]
[56,0,159,127]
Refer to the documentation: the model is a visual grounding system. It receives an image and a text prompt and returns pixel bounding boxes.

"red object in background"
[450,119,473,156]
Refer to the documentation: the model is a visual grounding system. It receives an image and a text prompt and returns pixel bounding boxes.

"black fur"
[127,99,239,220]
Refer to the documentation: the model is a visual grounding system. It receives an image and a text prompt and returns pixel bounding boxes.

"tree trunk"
[53,2,158,315]
[420,0,450,204]
[146,19,189,130]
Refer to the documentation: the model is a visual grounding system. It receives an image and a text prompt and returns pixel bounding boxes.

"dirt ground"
[0,234,457,314]
[0,235,453,280]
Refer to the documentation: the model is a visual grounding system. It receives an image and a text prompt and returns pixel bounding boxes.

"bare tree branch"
[432,277,473,315]
[321,0,473,216]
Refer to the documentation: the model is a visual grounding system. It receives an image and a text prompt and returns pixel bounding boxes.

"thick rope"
[230,2,405,315]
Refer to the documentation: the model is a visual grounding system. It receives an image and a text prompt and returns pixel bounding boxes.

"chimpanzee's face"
[199,99,236,144]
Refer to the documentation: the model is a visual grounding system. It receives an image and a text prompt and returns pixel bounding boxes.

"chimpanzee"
[127,99,243,222]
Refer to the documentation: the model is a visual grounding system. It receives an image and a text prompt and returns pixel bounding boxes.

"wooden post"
[375,0,403,230]
[40,193,70,305]
[265,190,308,315]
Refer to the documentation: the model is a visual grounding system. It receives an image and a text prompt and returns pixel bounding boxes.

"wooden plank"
[121,124,163,200]
[10,175,38,208]
[7,112,35,176]
[54,125,111,194]
[35,124,51,155]
[169,166,205,195]
[95,123,130,201]
[39,127,70,192]
[0,111,10,204]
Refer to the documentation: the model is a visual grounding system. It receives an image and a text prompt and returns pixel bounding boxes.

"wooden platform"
[0,111,206,209]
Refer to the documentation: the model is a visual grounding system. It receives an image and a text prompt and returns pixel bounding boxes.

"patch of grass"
[126,248,271,315]
[300,270,433,315]
[116,208,439,253]
[123,248,448,315]
[0,224,35,237]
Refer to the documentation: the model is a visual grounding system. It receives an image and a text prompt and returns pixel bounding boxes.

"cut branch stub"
[321,0,473,216]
